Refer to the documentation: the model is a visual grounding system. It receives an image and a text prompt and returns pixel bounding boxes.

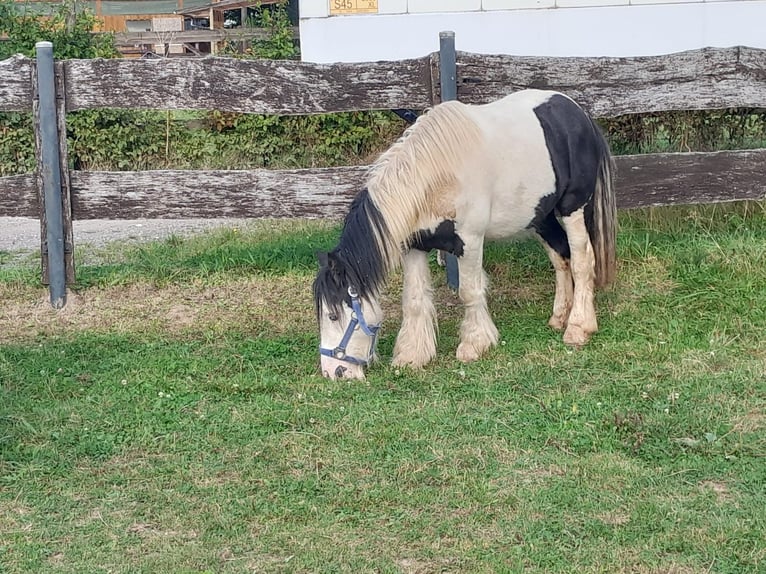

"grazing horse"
[313,89,616,380]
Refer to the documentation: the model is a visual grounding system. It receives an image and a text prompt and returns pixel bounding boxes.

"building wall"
[298,0,766,63]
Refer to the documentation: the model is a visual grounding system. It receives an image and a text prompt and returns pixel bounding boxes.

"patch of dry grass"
[0,275,316,343]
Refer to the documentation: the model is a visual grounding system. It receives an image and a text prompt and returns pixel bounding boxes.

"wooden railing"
[1,37,765,305]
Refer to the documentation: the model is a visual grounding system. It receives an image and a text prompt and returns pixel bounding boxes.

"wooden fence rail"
[1,39,765,306]
[454,46,766,115]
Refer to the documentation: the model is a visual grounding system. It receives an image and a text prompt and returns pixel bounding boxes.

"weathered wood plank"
[63,56,434,114]
[0,54,34,112]
[70,166,369,219]
[0,174,38,216]
[66,149,766,219]
[614,149,766,209]
[455,46,766,117]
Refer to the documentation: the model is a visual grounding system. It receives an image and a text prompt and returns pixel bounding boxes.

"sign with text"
[329,0,378,15]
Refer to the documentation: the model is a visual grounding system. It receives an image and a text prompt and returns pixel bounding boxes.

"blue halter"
[319,286,381,367]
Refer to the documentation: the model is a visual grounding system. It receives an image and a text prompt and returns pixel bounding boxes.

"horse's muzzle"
[320,356,366,380]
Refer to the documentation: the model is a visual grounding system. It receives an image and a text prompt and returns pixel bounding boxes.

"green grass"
[1,204,765,573]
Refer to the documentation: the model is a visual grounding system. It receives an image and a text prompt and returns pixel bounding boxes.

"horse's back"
[458,90,565,238]
[457,90,604,240]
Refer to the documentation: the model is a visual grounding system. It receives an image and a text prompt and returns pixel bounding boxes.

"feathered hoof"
[392,348,435,370]
[456,341,486,363]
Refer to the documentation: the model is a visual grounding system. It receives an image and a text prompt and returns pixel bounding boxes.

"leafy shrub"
[600,109,766,155]
[67,109,171,170]
[0,0,117,60]
[0,112,35,176]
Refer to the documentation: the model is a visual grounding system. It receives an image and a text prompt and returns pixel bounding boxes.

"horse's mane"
[366,100,483,271]
[314,101,482,315]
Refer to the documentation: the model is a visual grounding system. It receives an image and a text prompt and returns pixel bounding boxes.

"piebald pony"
[313,89,616,380]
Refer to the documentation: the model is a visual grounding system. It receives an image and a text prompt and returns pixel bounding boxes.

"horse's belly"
[484,192,542,240]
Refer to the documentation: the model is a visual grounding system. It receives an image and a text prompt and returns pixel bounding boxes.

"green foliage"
[66,109,171,170]
[219,2,298,60]
[600,108,766,154]
[0,0,118,60]
[198,109,404,168]
[0,0,119,175]
[247,2,299,60]
[62,108,404,170]
[0,112,35,176]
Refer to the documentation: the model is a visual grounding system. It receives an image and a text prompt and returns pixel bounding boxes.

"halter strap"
[319,286,381,367]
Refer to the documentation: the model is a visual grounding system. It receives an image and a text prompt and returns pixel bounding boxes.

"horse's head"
[313,251,384,380]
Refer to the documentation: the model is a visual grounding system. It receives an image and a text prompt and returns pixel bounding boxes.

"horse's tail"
[587,120,617,289]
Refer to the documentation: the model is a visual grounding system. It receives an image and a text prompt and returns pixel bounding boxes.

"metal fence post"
[35,41,67,309]
[439,31,460,291]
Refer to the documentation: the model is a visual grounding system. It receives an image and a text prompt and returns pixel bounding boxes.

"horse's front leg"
[456,237,499,363]
[392,249,438,369]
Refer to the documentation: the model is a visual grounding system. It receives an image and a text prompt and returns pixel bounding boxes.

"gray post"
[36,41,67,309]
[439,31,460,291]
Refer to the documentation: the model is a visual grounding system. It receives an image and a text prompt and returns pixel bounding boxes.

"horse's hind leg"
[393,249,438,369]
[560,208,598,346]
[535,213,574,331]
[455,236,499,362]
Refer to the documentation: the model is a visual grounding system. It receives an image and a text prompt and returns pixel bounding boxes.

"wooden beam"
[18,149,755,221]
[69,167,368,219]
[0,175,38,217]
[455,46,766,118]
[614,149,766,209]
[62,56,434,114]
[0,54,34,112]
[5,150,766,220]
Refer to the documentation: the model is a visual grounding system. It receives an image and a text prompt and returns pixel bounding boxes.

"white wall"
[298,0,766,63]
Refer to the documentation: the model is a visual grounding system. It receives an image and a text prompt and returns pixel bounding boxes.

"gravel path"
[0,216,250,253]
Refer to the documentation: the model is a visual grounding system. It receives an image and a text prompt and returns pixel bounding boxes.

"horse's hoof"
[392,351,433,370]
[548,315,568,331]
[563,324,593,347]
[456,342,482,363]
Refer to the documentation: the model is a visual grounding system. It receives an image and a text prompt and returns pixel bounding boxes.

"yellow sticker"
[329,0,378,15]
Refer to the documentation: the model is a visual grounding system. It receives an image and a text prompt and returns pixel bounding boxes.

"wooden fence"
[1,36,766,307]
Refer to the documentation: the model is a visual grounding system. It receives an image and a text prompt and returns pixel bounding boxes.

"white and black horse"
[313,89,616,380]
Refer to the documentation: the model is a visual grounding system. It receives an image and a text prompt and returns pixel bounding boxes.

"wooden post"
[439,31,460,291]
[34,41,72,309]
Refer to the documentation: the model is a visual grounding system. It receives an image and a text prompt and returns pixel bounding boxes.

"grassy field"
[1,203,765,573]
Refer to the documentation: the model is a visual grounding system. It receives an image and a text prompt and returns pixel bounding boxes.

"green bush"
[0,0,117,60]
[600,109,766,155]
[0,112,35,175]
